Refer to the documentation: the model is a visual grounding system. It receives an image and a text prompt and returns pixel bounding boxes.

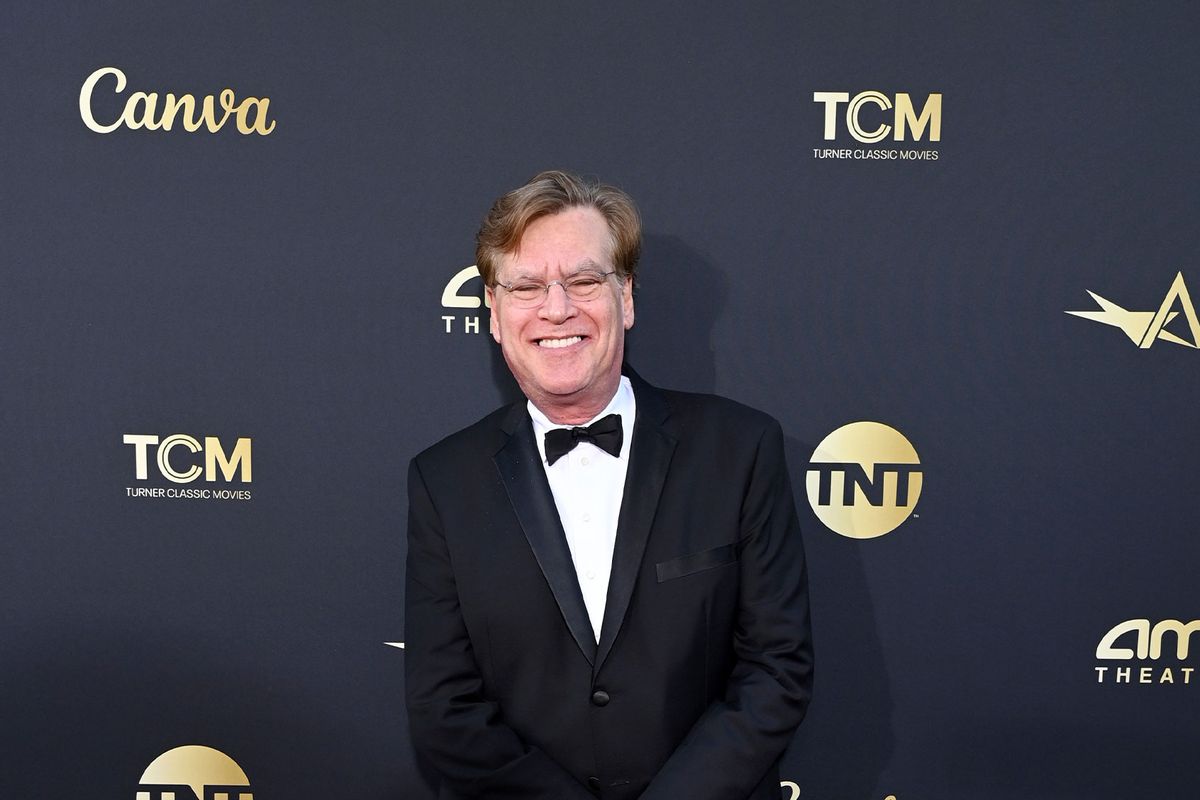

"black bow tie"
[544,413,623,466]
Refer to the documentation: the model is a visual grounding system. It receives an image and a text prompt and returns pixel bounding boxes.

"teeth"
[538,336,582,349]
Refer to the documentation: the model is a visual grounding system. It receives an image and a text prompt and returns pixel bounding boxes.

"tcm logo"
[137,744,252,800]
[1067,271,1200,348]
[1095,619,1197,686]
[813,91,942,143]
[806,421,921,539]
[80,66,275,135]
[124,434,252,483]
[440,264,491,334]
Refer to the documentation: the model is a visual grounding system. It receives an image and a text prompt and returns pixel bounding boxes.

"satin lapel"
[493,402,596,665]
[595,374,677,672]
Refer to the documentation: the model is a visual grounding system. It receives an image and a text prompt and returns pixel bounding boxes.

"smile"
[537,336,584,349]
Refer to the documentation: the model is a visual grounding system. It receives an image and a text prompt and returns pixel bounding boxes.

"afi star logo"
[1067,272,1200,348]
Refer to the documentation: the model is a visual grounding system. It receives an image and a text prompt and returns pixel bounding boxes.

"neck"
[532,399,608,426]
[528,378,623,426]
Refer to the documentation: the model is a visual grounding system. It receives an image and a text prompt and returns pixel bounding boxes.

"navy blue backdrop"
[2,3,1197,798]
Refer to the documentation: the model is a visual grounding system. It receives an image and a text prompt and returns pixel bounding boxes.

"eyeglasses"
[494,270,619,308]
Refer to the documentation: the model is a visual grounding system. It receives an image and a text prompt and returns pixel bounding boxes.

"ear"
[622,278,635,330]
[486,287,501,342]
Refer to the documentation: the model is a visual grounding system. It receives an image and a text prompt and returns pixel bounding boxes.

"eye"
[508,282,545,300]
[564,274,609,300]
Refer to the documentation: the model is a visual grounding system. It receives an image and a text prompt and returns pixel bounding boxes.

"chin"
[539,377,591,399]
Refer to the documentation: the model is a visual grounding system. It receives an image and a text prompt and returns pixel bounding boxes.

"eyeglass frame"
[492,269,622,307]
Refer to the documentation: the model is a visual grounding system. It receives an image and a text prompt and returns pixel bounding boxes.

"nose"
[538,281,577,322]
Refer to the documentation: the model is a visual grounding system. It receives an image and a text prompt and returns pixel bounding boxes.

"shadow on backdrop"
[625,233,725,395]
[782,434,896,800]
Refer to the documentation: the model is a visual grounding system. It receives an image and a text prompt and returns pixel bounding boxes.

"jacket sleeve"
[404,457,595,800]
[639,420,814,799]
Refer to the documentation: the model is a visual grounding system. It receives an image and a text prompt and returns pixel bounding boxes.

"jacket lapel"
[493,402,597,665]
[595,370,677,672]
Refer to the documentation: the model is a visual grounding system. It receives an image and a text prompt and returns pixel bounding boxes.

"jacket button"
[587,776,601,790]
[591,689,610,706]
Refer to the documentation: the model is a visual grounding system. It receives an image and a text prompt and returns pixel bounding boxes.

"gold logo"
[1095,619,1198,685]
[1098,619,1199,660]
[123,434,252,500]
[80,67,276,135]
[1067,272,1200,348]
[806,422,921,539]
[813,91,942,143]
[780,784,897,800]
[136,744,252,800]
[440,264,490,334]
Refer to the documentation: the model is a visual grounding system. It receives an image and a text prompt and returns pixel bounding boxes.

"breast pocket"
[655,543,738,582]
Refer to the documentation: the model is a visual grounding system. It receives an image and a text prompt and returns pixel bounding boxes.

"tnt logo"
[806,421,922,539]
[813,91,942,143]
[1095,619,1198,686]
[123,434,251,483]
[441,265,491,334]
[136,744,253,800]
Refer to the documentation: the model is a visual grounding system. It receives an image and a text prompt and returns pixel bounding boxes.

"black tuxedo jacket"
[405,370,813,799]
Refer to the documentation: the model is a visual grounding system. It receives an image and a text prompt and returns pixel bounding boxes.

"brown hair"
[475,170,641,287]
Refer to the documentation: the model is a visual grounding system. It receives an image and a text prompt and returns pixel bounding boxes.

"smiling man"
[405,170,813,800]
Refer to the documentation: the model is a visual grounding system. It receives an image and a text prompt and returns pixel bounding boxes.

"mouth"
[536,335,585,349]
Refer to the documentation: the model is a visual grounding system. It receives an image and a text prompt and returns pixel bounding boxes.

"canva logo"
[806,422,921,539]
[813,91,942,143]
[1067,272,1200,348]
[440,264,491,334]
[136,744,252,800]
[80,67,276,135]
[1095,619,1197,686]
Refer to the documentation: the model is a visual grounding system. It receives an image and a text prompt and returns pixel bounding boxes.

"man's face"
[487,206,635,423]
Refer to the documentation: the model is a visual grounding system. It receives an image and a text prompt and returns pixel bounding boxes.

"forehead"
[503,206,613,277]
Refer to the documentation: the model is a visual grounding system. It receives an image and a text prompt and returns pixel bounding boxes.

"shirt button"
[591,689,610,706]
[585,570,596,580]
[581,456,590,466]
[582,512,591,523]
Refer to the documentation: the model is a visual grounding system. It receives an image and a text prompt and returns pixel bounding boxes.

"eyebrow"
[506,259,608,282]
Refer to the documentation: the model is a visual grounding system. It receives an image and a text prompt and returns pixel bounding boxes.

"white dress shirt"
[528,376,635,643]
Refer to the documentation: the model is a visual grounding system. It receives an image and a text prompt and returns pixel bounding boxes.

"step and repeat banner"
[3,3,1196,798]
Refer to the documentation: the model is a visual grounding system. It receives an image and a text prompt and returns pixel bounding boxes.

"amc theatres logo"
[1094,619,1197,686]
[123,434,252,501]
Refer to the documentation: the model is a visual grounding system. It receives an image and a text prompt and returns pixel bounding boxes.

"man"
[406,170,812,799]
